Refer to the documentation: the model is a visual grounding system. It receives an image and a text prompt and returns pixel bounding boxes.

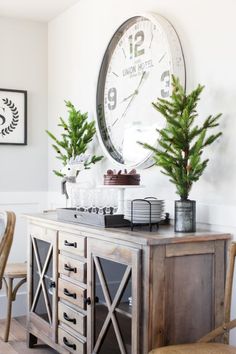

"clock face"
[96,14,185,168]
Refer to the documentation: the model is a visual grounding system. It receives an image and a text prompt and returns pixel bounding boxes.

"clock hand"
[120,71,147,104]
[120,92,136,103]
[136,70,147,91]
[113,71,148,127]
[149,29,154,49]
[159,52,166,63]
[112,93,137,127]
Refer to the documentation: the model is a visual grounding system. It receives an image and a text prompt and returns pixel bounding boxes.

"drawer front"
[59,278,86,309]
[59,254,86,283]
[58,327,85,354]
[58,302,86,336]
[59,231,86,257]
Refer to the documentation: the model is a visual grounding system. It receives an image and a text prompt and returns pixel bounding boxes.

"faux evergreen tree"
[46,101,103,177]
[140,76,222,200]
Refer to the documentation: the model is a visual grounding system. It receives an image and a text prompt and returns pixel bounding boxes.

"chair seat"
[4,263,27,278]
[150,343,236,354]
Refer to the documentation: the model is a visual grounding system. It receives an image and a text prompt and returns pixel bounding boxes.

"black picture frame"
[0,88,27,145]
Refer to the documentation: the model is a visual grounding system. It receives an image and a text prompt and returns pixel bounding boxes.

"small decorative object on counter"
[140,76,223,233]
[124,197,168,232]
[46,101,103,200]
[104,169,140,185]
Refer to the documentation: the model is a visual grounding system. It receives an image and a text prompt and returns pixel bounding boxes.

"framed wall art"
[0,89,27,145]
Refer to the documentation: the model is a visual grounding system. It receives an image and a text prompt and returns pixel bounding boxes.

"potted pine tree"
[140,76,222,232]
[46,101,103,198]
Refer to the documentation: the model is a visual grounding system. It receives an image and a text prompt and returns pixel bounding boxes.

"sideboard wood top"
[24,213,231,247]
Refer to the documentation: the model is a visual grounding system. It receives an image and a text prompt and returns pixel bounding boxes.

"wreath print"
[0,98,19,137]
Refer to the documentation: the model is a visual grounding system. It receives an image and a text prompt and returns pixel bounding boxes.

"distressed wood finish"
[87,238,141,354]
[58,327,86,354]
[58,302,86,336]
[165,250,214,343]
[59,254,86,284]
[59,231,86,258]
[150,242,236,354]
[150,343,236,353]
[27,224,58,346]
[0,317,57,354]
[0,211,16,279]
[58,278,86,310]
[25,213,231,354]
[0,211,24,343]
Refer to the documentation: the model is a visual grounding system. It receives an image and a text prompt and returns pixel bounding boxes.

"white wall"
[48,0,236,217]
[0,17,48,318]
[48,0,236,344]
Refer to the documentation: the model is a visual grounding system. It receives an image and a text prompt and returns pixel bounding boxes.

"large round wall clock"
[96,12,185,168]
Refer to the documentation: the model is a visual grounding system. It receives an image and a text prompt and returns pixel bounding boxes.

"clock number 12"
[128,31,145,59]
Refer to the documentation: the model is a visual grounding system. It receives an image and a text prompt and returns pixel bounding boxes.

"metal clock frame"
[95,12,186,169]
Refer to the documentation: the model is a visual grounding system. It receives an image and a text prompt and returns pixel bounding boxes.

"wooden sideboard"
[25,213,231,354]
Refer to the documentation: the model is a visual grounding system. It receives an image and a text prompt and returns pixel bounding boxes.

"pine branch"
[139,75,223,200]
[46,101,103,176]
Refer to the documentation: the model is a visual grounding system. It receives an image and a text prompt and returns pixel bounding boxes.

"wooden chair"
[0,211,27,342]
[150,242,236,354]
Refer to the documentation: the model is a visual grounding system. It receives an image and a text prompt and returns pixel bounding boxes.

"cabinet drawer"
[59,231,86,257]
[58,302,86,336]
[58,327,85,354]
[59,278,86,309]
[59,255,86,283]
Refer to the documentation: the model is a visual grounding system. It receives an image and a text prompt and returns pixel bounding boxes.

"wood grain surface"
[0,317,57,354]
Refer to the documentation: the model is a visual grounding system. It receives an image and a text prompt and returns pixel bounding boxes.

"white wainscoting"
[0,191,48,319]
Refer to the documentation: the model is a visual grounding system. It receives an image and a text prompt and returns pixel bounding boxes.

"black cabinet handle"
[84,296,99,305]
[63,312,76,324]
[64,288,76,299]
[64,240,77,248]
[49,281,56,288]
[63,337,76,350]
[84,297,91,305]
[64,264,77,273]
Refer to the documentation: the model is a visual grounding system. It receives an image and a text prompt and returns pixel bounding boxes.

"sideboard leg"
[27,332,38,348]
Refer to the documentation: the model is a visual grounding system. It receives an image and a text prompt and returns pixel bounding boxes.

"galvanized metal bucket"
[175,200,196,233]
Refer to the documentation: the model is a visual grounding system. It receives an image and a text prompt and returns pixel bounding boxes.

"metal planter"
[175,200,196,233]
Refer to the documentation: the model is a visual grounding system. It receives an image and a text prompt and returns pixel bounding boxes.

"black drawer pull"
[64,288,77,299]
[63,312,76,324]
[49,281,56,288]
[63,337,76,350]
[84,297,91,305]
[64,264,77,273]
[64,240,77,248]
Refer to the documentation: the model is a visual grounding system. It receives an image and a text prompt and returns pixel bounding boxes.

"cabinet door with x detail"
[28,224,58,344]
[87,239,141,354]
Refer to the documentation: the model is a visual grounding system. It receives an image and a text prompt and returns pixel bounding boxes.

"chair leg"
[4,277,13,342]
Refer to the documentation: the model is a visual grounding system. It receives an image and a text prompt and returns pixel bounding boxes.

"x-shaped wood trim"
[31,236,53,324]
[93,256,131,354]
